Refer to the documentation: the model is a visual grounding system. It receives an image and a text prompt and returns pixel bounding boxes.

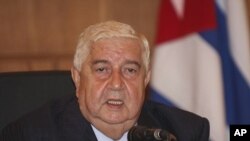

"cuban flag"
[149,0,250,140]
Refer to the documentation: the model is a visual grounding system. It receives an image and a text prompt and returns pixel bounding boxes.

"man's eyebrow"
[91,59,141,68]
[124,60,141,68]
[92,60,109,65]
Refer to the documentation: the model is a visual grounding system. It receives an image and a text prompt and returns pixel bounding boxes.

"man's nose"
[110,71,124,89]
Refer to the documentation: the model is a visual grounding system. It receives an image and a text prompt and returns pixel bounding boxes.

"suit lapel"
[137,101,178,141]
[58,97,97,141]
[137,101,163,128]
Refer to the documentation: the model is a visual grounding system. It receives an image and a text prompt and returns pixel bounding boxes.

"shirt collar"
[91,125,128,141]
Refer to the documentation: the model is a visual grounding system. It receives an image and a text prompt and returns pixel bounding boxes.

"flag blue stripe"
[199,4,250,124]
[149,87,176,107]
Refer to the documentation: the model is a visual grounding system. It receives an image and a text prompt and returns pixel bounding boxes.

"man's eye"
[96,68,106,72]
[124,67,138,75]
[127,68,136,73]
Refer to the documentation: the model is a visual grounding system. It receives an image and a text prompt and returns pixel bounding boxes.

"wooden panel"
[0,0,160,72]
[104,0,160,47]
[0,59,30,72]
[0,55,72,72]
[0,0,30,55]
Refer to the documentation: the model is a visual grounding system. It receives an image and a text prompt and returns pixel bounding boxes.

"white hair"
[73,21,151,72]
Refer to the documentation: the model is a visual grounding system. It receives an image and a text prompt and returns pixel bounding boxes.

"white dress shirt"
[91,125,128,141]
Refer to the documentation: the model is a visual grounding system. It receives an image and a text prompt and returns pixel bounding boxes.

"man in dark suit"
[0,21,209,141]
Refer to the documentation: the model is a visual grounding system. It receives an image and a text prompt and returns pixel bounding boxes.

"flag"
[149,0,250,141]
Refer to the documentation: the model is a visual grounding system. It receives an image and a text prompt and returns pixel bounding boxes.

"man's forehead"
[88,40,141,60]
[84,37,144,67]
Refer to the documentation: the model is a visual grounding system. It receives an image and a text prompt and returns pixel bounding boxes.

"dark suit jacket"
[0,95,209,141]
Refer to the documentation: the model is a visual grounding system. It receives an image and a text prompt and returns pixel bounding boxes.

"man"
[0,21,209,141]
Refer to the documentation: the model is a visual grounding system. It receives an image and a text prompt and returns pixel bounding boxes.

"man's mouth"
[107,100,123,105]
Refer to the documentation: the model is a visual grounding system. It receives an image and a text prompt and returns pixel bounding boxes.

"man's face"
[72,37,150,127]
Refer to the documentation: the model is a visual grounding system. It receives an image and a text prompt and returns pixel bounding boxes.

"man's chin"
[101,115,137,126]
[102,117,127,125]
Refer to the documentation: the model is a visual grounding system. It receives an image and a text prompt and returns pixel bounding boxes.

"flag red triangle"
[156,0,217,44]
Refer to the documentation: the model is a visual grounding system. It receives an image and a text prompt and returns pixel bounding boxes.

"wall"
[0,0,160,72]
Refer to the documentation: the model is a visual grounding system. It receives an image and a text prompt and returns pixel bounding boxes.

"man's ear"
[71,67,80,97]
[144,69,151,87]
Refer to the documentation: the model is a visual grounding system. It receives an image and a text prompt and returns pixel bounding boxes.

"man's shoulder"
[143,100,208,121]
[0,95,77,140]
[14,95,76,125]
[140,100,210,141]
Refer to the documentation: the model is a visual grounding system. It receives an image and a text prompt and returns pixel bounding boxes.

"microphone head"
[128,126,154,141]
[127,126,177,141]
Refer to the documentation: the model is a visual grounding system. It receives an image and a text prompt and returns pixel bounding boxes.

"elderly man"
[0,21,209,141]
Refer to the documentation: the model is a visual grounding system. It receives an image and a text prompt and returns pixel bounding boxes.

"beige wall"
[0,0,160,72]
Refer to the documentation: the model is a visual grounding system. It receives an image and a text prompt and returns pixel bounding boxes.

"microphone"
[128,126,177,141]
